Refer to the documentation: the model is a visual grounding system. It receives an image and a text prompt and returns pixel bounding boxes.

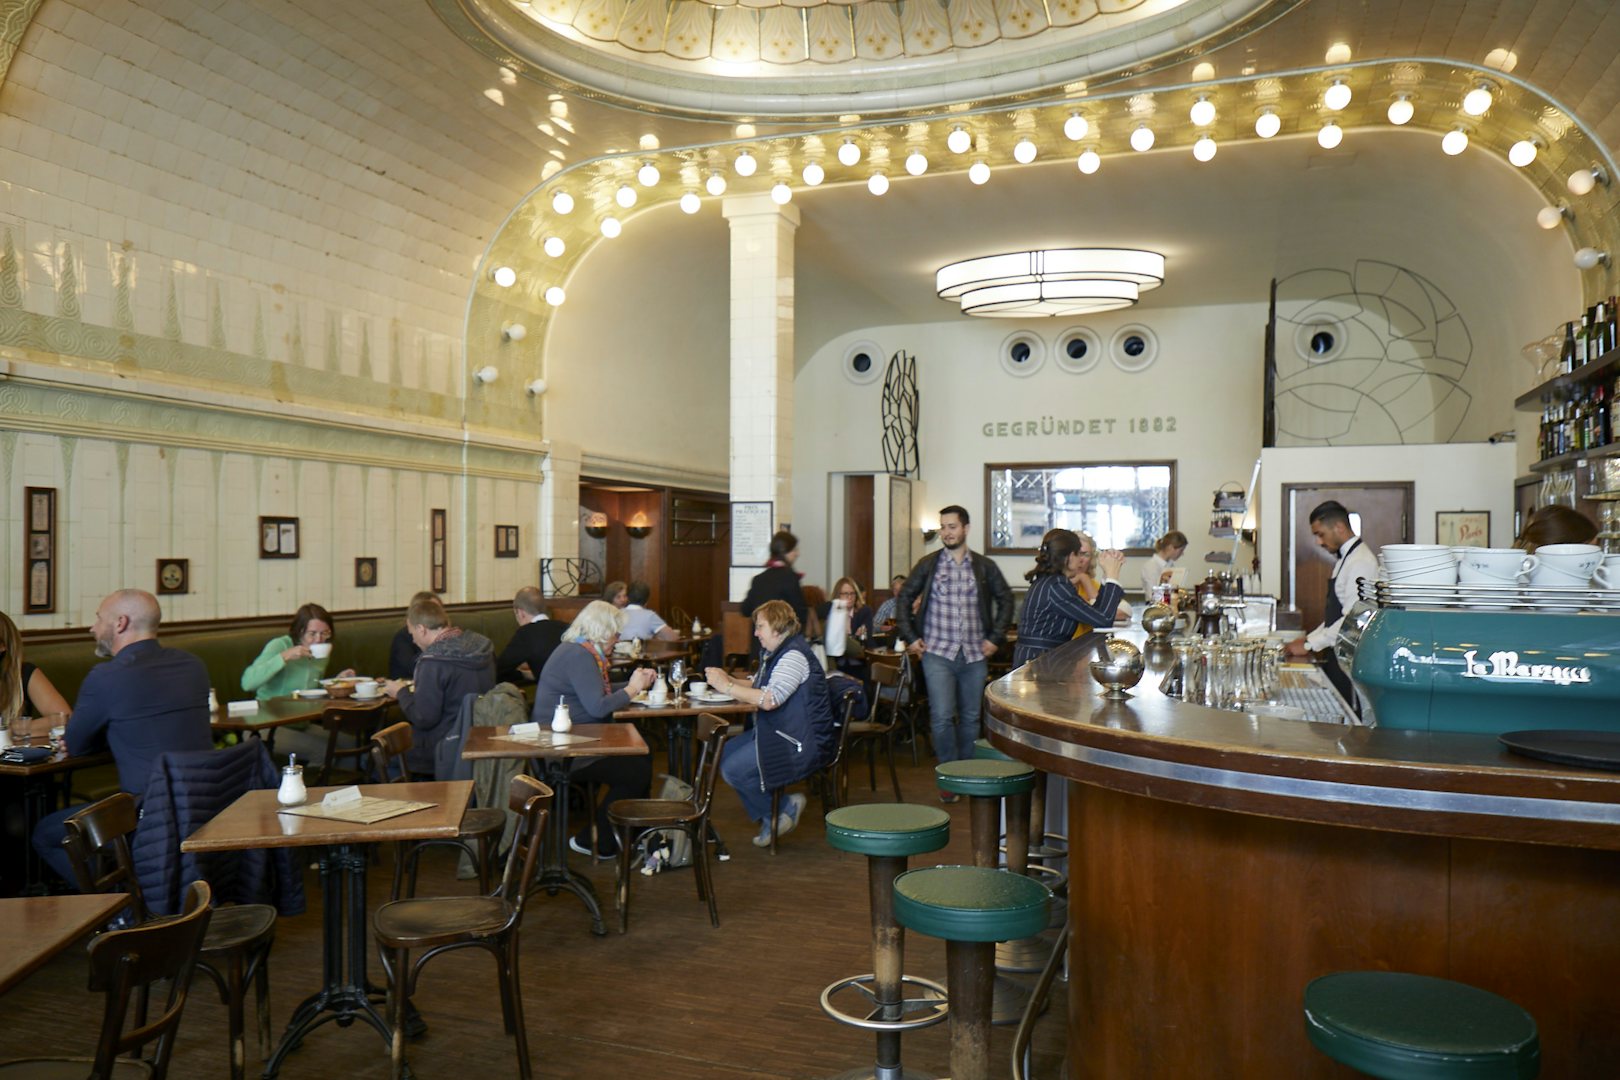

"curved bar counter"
[984,632,1620,1079]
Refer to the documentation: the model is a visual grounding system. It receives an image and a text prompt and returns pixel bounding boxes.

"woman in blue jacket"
[705,599,836,848]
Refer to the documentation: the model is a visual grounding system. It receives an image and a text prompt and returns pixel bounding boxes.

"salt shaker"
[278,755,307,806]
[551,701,573,733]
[692,616,702,635]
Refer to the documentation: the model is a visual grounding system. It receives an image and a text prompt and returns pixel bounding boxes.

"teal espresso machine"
[1336,593,1620,734]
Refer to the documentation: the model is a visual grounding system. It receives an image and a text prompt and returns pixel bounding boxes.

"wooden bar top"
[462,723,648,760]
[0,894,127,995]
[181,781,472,851]
[984,631,1620,849]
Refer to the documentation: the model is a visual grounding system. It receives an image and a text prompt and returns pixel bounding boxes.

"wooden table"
[182,782,472,1076]
[211,694,391,734]
[0,745,115,894]
[462,724,648,936]
[0,894,126,994]
[612,696,754,782]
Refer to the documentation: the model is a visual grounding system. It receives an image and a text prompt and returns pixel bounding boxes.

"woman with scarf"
[533,600,657,859]
[1013,529,1128,667]
[741,531,809,630]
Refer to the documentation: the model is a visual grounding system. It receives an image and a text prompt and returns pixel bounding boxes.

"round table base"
[821,1067,939,1080]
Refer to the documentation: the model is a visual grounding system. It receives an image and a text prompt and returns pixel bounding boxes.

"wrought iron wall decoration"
[881,349,919,477]
[540,556,603,597]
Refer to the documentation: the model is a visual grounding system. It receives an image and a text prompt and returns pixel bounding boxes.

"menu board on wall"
[730,501,773,567]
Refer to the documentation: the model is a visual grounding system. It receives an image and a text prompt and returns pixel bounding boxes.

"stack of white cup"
[1380,544,1457,585]
[1518,543,1606,587]
[1456,547,1531,586]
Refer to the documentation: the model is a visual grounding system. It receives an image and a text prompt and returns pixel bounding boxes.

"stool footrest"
[820,973,950,1033]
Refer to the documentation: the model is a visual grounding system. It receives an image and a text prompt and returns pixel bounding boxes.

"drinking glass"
[10,713,34,747]
[669,659,686,699]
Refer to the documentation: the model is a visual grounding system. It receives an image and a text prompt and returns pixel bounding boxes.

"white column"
[723,194,800,599]
[538,438,582,595]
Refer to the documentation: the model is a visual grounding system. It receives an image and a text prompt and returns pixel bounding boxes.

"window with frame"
[985,461,1175,554]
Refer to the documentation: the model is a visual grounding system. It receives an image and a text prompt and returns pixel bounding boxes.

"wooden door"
[842,475,875,592]
[1282,482,1413,630]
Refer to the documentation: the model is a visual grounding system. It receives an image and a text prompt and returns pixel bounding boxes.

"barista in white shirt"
[1139,530,1189,596]
[1284,500,1379,704]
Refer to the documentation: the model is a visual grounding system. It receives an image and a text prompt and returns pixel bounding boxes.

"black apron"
[1321,538,1359,709]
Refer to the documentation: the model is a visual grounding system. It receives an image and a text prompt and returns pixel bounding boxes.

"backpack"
[635,772,695,874]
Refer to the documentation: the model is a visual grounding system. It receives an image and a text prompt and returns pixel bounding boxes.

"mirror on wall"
[985,461,1175,554]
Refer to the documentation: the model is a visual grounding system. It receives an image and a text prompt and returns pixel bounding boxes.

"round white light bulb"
[1568,168,1597,196]
[1190,97,1216,127]
[1575,247,1607,271]
[615,184,637,208]
[734,150,756,177]
[503,322,526,342]
[1317,122,1343,149]
[905,151,928,176]
[968,160,990,185]
[551,191,574,214]
[1441,128,1468,156]
[1255,109,1280,139]
[1508,139,1538,168]
[544,286,565,307]
[600,217,621,238]
[637,162,660,186]
[543,236,565,258]
[1462,86,1493,116]
[1193,135,1217,162]
[1129,125,1155,152]
[1063,113,1089,141]
[679,192,701,214]
[947,127,972,154]
[770,182,792,205]
[1077,149,1101,174]
[1387,96,1414,125]
[837,139,861,167]
[802,161,825,186]
[867,172,889,196]
[492,266,516,288]
[1536,205,1565,230]
[705,173,727,196]
[1323,80,1352,111]
[1013,138,1037,164]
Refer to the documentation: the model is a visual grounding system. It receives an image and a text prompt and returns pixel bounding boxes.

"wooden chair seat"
[602,798,700,828]
[203,904,277,954]
[374,895,513,947]
[369,722,502,897]
[459,807,506,844]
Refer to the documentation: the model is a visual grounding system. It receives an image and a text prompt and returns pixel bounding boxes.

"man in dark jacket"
[496,586,565,683]
[383,596,495,777]
[895,505,1014,794]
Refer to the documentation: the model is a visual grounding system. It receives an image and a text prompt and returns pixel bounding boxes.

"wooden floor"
[0,745,1069,1078]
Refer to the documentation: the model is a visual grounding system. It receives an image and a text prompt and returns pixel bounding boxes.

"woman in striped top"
[1013,529,1127,667]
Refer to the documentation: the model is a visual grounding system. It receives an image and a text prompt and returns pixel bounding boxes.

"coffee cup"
[1521,544,1603,585]
[1457,547,1530,585]
[309,642,332,659]
[689,681,708,697]
[1593,554,1620,588]
[355,679,381,699]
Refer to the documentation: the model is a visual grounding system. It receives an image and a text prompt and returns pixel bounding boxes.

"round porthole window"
[842,339,884,385]
[1293,320,1346,363]
[999,331,1045,377]
[1109,324,1159,373]
[1055,327,1102,374]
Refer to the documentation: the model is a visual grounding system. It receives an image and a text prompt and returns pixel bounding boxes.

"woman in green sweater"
[242,603,354,699]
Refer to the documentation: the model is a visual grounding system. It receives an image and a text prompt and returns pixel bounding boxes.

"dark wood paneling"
[1282,482,1413,621]
[664,492,729,628]
[843,475,875,592]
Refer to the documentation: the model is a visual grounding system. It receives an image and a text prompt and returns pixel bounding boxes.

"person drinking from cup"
[1284,500,1379,707]
[242,602,356,763]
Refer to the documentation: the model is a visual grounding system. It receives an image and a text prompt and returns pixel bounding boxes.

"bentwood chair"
[373,776,553,1080]
[767,688,859,853]
[606,713,733,932]
[60,795,277,1080]
[368,722,505,897]
[316,699,391,786]
[0,880,214,1079]
[841,661,905,803]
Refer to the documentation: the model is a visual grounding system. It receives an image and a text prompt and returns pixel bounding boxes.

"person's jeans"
[719,730,773,823]
[31,802,81,889]
[920,650,988,765]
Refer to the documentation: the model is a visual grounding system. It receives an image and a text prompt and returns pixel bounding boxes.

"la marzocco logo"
[1461,649,1592,687]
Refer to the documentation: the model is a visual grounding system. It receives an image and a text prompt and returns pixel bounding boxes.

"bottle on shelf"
[1597,301,1611,360]
[1562,321,1578,374]
[1580,309,1594,366]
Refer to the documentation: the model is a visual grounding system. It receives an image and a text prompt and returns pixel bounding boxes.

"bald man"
[495,586,565,683]
[32,589,213,886]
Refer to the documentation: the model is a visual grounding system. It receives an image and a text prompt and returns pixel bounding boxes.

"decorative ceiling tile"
[616,0,668,52]
[760,8,808,63]
[713,7,762,61]
[737,0,775,9]
[532,0,580,22]
[807,7,855,63]
[854,4,904,60]
[994,0,1047,40]
[1047,0,1099,27]
[571,0,623,41]
[948,0,1000,49]
[900,0,952,56]
[665,1,714,58]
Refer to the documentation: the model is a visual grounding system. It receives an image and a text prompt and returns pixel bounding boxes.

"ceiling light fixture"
[525,378,548,396]
[637,162,660,186]
[1508,138,1540,168]
[1462,82,1494,116]
[1568,165,1609,196]
[1255,108,1281,139]
[734,150,757,176]
[491,266,516,287]
[838,139,861,166]
[600,217,621,238]
[472,365,499,384]
[905,151,928,176]
[1323,79,1352,111]
[868,172,889,196]
[1077,149,1101,174]
[968,160,991,185]
[551,191,574,214]
[679,192,701,214]
[1317,122,1343,149]
[1536,203,1571,230]
[1014,138,1037,164]
[935,248,1166,317]
[1130,124,1155,152]
[803,161,825,186]
[544,286,566,306]
[1441,127,1469,155]
[1575,247,1610,270]
[1193,135,1217,162]
[543,236,565,258]
[770,182,792,205]
[615,184,637,208]
[1190,96,1216,126]
[501,322,526,342]
[1387,95,1414,125]
[1064,113,1089,141]
[947,127,972,154]
[706,172,727,196]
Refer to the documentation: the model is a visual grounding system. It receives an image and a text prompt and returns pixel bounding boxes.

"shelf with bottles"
[1515,299,1620,411]
[1529,373,1620,468]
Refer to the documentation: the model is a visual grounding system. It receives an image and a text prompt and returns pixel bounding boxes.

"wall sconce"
[919,514,940,545]
[472,366,499,384]
[625,512,652,539]
[583,511,608,539]
[525,378,548,396]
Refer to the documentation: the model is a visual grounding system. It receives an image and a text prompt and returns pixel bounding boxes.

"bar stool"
[892,866,1052,1080]
[1303,972,1540,1079]
[967,741,1066,976]
[820,804,952,1080]
[973,739,1067,863]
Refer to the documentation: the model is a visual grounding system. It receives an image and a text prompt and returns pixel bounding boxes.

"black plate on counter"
[1500,730,1620,772]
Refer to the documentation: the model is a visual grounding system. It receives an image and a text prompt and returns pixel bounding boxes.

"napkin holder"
[508,722,542,737]
[322,786,364,809]
[227,700,260,717]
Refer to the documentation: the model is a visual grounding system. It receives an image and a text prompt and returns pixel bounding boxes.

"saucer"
[353,692,382,701]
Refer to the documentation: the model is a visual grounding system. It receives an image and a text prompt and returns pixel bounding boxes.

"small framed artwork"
[24,486,56,614]
[430,508,447,593]
[156,558,189,595]
[1436,510,1490,548]
[355,557,378,588]
[495,525,519,558]
[259,516,300,559]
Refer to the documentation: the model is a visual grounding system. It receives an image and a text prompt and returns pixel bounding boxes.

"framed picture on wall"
[23,486,56,614]
[431,508,447,593]
[1436,510,1490,548]
[355,557,378,588]
[495,525,519,557]
[156,558,189,595]
[259,516,300,559]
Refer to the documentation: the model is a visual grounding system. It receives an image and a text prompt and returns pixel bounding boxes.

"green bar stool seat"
[971,738,1013,762]
[820,804,952,1080]
[1303,972,1540,1080]
[892,866,1052,1080]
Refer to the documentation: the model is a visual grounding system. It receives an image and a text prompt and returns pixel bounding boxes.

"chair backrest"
[495,775,553,908]
[868,660,904,733]
[62,792,152,923]
[689,713,735,819]
[369,721,415,783]
[318,700,390,785]
[825,691,858,772]
[86,879,214,1080]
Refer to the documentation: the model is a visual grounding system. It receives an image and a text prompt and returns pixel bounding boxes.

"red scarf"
[582,642,613,696]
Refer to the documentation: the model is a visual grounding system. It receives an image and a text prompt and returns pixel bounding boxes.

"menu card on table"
[278,786,436,825]
[497,723,597,748]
